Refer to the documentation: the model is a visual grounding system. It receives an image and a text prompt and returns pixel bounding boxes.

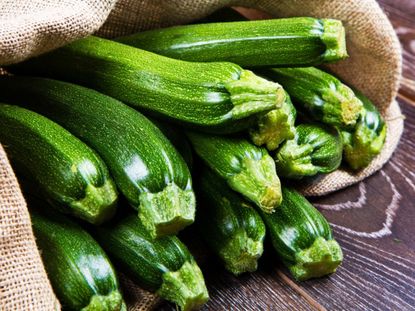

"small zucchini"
[261,67,363,129]
[94,214,209,311]
[0,104,117,224]
[9,36,284,134]
[259,187,343,281]
[274,123,343,179]
[0,76,195,238]
[341,90,386,170]
[187,131,281,213]
[117,17,347,67]
[197,167,266,275]
[30,207,125,311]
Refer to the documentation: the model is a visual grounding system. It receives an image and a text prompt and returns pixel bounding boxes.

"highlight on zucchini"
[274,123,343,179]
[249,92,297,151]
[258,187,343,281]
[0,103,117,224]
[341,90,387,170]
[186,131,282,213]
[197,167,266,275]
[262,67,363,129]
[116,17,348,67]
[0,76,195,238]
[30,207,125,311]
[9,36,285,134]
[94,214,209,311]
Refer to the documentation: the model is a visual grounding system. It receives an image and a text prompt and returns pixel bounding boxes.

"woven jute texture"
[0,0,403,310]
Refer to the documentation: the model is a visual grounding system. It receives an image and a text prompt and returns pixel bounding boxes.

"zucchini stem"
[321,19,348,62]
[81,290,125,311]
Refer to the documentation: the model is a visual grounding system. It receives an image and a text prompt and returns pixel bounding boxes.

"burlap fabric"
[0,0,403,310]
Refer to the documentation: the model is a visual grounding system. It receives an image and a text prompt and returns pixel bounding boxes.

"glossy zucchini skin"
[94,215,209,311]
[274,123,343,179]
[262,67,363,129]
[341,90,386,170]
[259,187,343,281]
[9,36,284,134]
[30,208,125,311]
[117,17,347,67]
[0,104,117,224]
[0,76,195,238]
[197,167,266,275]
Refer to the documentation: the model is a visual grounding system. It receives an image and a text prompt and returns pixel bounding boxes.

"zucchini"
[186,131,281,213]
[9,36,285,134]
[259,187,343,281]
[261,67,363,129]
[0,104,117,224]
[30,207,125,311]
[0,76,195,238]
[341,90,386,170]
[197,167,266,275]
[94,214,209,311]
[116,17,347,67]
[274,123,343,179]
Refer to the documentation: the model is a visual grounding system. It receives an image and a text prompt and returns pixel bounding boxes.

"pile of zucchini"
[0,9,386,310]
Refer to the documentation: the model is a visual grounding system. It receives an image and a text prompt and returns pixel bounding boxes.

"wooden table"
[159,1,415,310]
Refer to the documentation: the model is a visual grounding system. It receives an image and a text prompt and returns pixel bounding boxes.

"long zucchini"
[0,76,194,238]
[186,131,281,213]
[30,207,125,311]
[274,123,343,179]
[9,36,284,134]
[261,67,363,129]
[259,188,343,281]
[117,17,347,67]
[94,215,209,311]
[197,167,266,275]
[0,104,117,224]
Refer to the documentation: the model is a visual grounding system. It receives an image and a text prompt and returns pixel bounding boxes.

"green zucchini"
[0,104,117,224]
[0,76,194,238]
[30,207,125,311]
[94,214,209,311]
[274,123,343,179]
[341,90,386,170]
[259,187,343,281]
[261,67,363,129]
[186,131,281,213]
[9,36,285,134]
[116,17,347,67]
[197,167,266,275]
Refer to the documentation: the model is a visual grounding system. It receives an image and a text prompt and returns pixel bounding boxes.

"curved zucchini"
[0,76,194,238]
[197,167,265,275]
[30,207,125,311]
[9,36,284,134]
[262,67,363,129]
[187,131,281,213]
[259,187,343,281]
[341,90,386,170]
[0,104,117,224]
[274,123,343,179]
[94,215,209,311]
[117,17,347,67]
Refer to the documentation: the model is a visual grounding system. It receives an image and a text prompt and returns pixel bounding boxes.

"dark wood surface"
[158,1,415,310]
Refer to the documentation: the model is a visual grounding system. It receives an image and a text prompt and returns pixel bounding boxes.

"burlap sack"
[0,0,403,310]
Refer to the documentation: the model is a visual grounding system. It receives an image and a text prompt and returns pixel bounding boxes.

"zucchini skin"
[262,67,363,129]
[94,215,209,311]
[259,187,343,281]
[275,123,343,179]
[117,17,347,67]
[30,207,125,311]
[187,131,281,213]
[0,104,117,224]
[0,76,195,238]
[9,36,283,134]
[197,167,266,275]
